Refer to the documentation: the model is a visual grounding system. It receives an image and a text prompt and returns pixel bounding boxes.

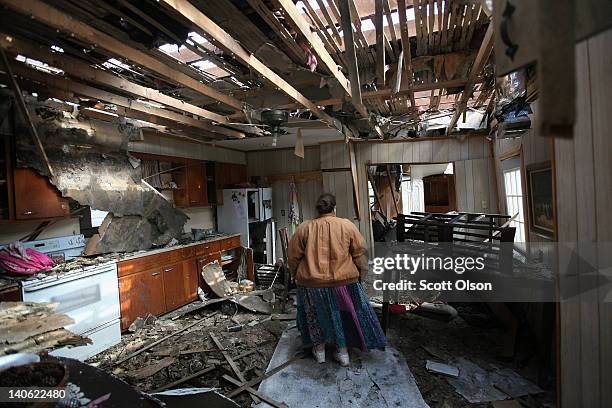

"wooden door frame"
[364,160,457,255]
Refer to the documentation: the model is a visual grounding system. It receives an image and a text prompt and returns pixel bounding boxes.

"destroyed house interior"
[0,0,610,407]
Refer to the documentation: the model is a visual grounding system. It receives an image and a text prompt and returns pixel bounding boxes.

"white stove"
[21,260,121,361]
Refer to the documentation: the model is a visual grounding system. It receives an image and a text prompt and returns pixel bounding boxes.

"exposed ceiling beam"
[301,0,345,65]
[0,34,245,139]
[383,0,399,58]
[315,0,343,48]
[338,0,365,116]
[0,0,243,115]
[160,0,343,132]
[246,0,306,62]
[274,0,351,96]
[0,47,54,176]
[274,77,477,109]
[374,0,385,88]
[0,62,236,140]
[447,23,493,135]
[397,0,416,107]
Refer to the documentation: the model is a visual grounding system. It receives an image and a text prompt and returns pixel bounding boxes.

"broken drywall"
[12,102,187,254]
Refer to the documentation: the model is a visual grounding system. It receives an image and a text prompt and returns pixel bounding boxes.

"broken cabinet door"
[14,168,69,220]
[119,268,165,331]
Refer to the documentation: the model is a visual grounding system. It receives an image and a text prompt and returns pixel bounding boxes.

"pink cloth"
[0,243,54,275]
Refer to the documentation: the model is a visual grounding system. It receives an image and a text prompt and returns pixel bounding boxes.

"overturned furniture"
[381,211,517,332]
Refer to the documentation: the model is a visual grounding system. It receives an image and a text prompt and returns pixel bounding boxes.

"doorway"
[367,162,456,242]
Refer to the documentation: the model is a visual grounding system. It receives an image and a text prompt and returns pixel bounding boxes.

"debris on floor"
[386,311,555,407]
[425,360,460,378]
[0,301,91,355]
[255,327,430,408]
[88,286,295,408]
[152,387,240,408]
[446,357,543,404]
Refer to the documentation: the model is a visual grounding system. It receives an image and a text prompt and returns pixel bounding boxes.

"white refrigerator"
[217,188,275,264]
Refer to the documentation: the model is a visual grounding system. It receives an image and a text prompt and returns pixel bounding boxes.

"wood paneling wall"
[247,146,322,257]
[555,29,612,408]
[492,101,555,262]
[320,135,498,252]
[246,146,320,176]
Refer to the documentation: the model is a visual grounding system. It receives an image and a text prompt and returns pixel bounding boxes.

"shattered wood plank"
[153,348,226,357]
[0,329,89,355]
[152,365,219,392]
[2,313,74,343]
[210,333,260,404]
[130,357,176,380]
[222,375,288,408]
[114,313,216,366]
[271,312,297,321]
[226,352,305,398]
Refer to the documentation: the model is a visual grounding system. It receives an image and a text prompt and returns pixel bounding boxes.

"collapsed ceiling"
[0,0,496,145]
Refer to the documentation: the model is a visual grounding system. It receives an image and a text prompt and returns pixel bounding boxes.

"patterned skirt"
[296,282,386,352]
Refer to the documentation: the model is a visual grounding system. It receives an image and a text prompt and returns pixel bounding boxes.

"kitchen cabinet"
[172,160,207,207]
[14,168,69,220]
[186,161,207,206]
[117,235,242,331]
[209,162,248,205]
[119,267,165,330]
[130,152,244,208]
[162,262,185,311]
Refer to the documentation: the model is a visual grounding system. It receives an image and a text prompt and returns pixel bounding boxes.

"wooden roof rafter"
[273,0,351,95]
[0,62,234,140]
[0,33,254,140]
[397,0,416,107]
[446,22,493,135]
[0,0,244,117]
[300,0,346,66]
[159,0,345,133]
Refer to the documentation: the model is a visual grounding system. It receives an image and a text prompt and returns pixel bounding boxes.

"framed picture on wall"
[526,161,554,237]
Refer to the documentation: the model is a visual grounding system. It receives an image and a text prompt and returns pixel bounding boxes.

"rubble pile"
[89,298,295,408]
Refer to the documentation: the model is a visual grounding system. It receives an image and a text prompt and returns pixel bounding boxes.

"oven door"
[22,264,120,335]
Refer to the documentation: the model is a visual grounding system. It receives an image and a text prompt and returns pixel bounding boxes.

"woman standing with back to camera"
[288,193,386,366]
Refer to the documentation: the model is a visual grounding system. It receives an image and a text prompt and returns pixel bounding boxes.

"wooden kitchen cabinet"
[119,268,165,331]
[13,168,69,220]
[211,163,247,205]
[161,260,198,310]
[187,161,207,207]
[183,259,199,302]
[172,159,207,207]
[162,262,185,311]
[117,236,243,331]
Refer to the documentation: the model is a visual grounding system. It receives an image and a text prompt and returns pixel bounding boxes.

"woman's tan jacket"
[288,213,368,287]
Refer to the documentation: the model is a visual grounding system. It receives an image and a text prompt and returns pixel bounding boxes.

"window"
[502,157,526,243]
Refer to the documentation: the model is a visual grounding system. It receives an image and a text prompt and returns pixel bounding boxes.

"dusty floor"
[88,301,292,408]
[386,310,557,408]
[89,292,556,408]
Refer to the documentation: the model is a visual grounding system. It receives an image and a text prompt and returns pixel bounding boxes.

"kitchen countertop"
[117,233,241,262]
[0,233,242,289]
